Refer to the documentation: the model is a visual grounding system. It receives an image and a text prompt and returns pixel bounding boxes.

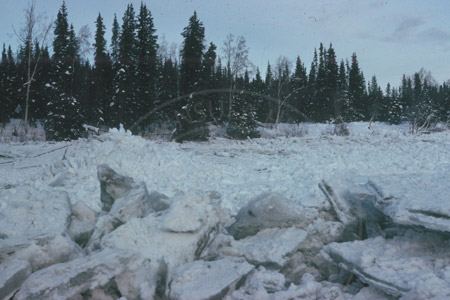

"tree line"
[1,2,449,141]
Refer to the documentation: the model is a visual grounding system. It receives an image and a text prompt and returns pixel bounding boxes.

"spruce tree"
[156,58,178,122]
[325,44,339,121]
[367,75,383,121]
[262,62,275,122]
[174,11,208,142]
[27,43,49,123]
[348,53,367,121]
[108,14,121,126]
[179,11,205,94]
[289,57,308,122]
[251,67,266,122]
[136,3,158,129]
[45,2,83,141]
[0,44,10,123]
[114,4,138,129]
[91,13,113,127]
[387,87,403,124]
[400,74,413,122]
[110,14,120,65]
[202,42,217,122]
[306,49,318,121]
[227,69,260,139]
[213,58,228,123]
[5,46,20,119]
[312,43,328,122]
[409,73,437,131]
[437,83,450,122]
[335,59,350,121]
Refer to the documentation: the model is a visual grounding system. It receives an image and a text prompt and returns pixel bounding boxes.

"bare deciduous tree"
[77,24,92,61]
[273,56,302,129]
[69,25,91,95]
[14,0,52,134]
[222,34,253,120]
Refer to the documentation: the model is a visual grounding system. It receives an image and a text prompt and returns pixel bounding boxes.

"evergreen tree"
[202,42,217,122]
[261,62,275,122]
[110,14,120,65]
[174,11,208,142]
[5,46,20,119]
[348,53,367,120]
[437,83,450,122]
[227,68,260,139]
[387,87,403,124]
[179,11,205,95]
[0,44,11,123]
[136,3,158,129]
[91,13,113,127]
[156,57,178,122]
[288,56,308,122]
[335,59,350,121]
[212,58,228,123]
[251,67,266,122]
[108,14,121,126]
[325,44,338,121]
[367,75,383,121]
[45,2,83,141]
[399,74,412,122]
[27,43,50,122]
[114,4,138,129]
[409,73,438,131]
[313,43,327,121]
[306,49,318,121]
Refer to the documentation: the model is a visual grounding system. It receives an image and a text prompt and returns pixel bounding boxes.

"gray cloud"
[381,16,450,46]
[384,17,425,42]
[418,27,450,42]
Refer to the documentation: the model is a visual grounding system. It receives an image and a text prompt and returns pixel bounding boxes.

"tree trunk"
[24,47,32,134]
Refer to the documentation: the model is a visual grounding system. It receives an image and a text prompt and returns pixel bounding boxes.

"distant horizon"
[2,0,450,88]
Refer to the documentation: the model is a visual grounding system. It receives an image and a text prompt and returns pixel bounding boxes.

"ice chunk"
[0,259,32,300]
[227,192,318,240]
[0,186,71,238]
[322,231,450,298]
[224,227,307,269]
[169,257,254,300]
[15,249,153,300]
[0,231,84,272]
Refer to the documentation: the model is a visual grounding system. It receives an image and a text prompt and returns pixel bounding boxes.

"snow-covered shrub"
[0,119,46,142]
[172,117,209,143]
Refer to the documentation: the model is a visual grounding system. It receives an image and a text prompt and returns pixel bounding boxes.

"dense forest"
[1,2,449,141]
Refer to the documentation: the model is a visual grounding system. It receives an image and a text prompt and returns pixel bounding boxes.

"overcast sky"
[1,0,450,88]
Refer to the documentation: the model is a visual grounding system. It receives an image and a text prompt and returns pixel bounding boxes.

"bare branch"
[16,0,53,134]
[77,24,92,61]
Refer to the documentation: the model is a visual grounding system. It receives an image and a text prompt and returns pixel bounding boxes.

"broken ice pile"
[2,161,450,299]
[320,173,450,299]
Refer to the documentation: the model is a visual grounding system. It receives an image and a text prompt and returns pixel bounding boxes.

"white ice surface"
[1,122,449,216]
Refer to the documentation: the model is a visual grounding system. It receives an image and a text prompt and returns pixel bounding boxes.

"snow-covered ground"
[1,122,448,213]
[1,122,450,299]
